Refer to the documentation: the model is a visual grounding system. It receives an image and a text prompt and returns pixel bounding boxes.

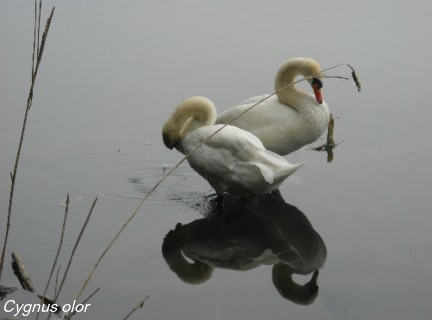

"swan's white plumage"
[162,97,303,196]
[216,57,330,155]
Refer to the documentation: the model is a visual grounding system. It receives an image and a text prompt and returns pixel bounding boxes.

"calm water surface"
[1,0,431,319]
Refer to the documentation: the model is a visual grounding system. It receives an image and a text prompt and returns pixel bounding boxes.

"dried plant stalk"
[55,197,98,302]
[122,295,150,320]
[36,194,69,320]
[326,114,336,162]
[348,64,362,92]
[313,113,337,162]
[0,2,55,281]
[11,250,36,292]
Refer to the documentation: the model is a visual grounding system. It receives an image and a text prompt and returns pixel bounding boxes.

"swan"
[162,192,327,304]
[216,57,330,155]
[162,96,303,197]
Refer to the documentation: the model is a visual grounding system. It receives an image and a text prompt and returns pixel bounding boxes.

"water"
[1,0,432,319]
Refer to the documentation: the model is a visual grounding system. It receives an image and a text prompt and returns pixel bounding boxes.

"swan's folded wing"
[236,94,270,107]
[202,125,266,158]
[182,125,303,194]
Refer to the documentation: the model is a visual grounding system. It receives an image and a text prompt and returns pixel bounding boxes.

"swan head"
[162,223,214,284]
[272,264,320,305]
[162,129,179,150]
[275,57,324,105]
[162,96,217,150]
[310,76,323,104]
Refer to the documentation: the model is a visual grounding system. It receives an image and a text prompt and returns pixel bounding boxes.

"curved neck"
[175,97,216,137]
[274,58,320,108]
[162,238,214,284]
[272,264,319,305]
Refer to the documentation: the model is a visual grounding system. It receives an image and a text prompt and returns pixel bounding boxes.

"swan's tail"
[256,162,305,185]
[274,162,305,179]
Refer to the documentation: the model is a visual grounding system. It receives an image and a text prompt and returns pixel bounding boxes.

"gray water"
[1,0,431,319]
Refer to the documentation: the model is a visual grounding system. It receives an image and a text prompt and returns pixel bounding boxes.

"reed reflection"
[162,191,327,304]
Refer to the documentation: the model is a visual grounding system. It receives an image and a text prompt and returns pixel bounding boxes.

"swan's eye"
[311,77,323,89]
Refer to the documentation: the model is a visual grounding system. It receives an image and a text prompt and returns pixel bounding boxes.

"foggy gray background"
[1,0,431,319]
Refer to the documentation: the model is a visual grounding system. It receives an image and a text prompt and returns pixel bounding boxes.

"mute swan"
[162,96,303,197]
[216,57,330,155]
[162,191,326,304]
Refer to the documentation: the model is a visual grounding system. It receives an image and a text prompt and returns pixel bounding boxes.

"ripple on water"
[21,127,217,209]
[82,150,212,205]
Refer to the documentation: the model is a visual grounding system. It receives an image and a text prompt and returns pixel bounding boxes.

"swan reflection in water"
[162,191,327,305]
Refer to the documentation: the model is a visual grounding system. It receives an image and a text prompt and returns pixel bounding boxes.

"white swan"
[162,96,304,197]
[216,57,330,155]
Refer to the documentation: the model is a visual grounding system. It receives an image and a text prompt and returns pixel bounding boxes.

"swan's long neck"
[162,233,213,284]
[167,97,215,142]
[272,264,320,305]
[175,97,216,137]
[274,58,322,110]
[162,96,216,149]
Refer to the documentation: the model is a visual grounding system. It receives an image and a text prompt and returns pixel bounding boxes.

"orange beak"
[312,83,323,104]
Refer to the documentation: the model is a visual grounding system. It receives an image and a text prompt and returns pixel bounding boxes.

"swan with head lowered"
[216,57,330,156]
[162,96,303,198]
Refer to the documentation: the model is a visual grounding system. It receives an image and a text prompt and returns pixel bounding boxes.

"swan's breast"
[301,100,330,141]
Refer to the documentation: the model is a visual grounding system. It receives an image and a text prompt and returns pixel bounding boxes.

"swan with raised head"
[216,57,330,155]
[162,96,303,197]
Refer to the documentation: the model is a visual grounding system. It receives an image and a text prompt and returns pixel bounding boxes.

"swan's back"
[216,95,329,155]
[181,124,303,196]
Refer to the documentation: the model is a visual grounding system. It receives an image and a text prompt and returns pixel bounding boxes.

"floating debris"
[313,113,337,163]
[128,177,143,184]
[162,163,169,173]
[348,64,362,92]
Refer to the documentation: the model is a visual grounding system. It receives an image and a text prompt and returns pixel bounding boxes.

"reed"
[35,194,69,320]
[314,113,337,162]
[0,0,55,283]
[122,295,150,320]
[54,197,98,302]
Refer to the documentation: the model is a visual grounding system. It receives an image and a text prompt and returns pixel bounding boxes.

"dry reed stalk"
[122,295,150,320]
[348,64,362,92]
[80,287,100,305]
[68,287,100,319]
[54,197,98,302]
[11,250,36,293]
[326,114,336,162]
[313,113,337,162]
[0,0,55,282]
[35,194,69,320]
[54,265,62,297]
[71,63,360,307]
